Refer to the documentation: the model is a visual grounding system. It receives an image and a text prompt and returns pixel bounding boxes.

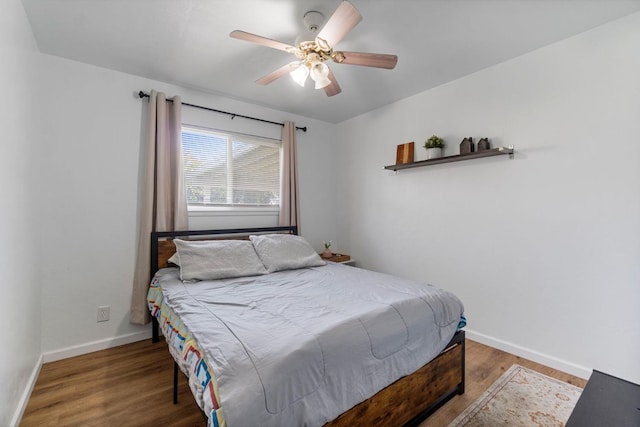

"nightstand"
[321,253,355,266]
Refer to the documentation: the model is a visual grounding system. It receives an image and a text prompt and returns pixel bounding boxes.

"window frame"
[181,124,282,213]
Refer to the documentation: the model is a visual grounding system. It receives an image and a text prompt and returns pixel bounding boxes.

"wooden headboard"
[150,226,298,275]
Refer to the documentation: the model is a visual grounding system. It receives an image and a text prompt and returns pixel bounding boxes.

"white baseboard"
[43,330,152,363]
[465,328,592,380]
[10,353,43,427]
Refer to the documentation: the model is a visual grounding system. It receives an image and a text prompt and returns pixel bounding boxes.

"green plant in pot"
[321,241,333,259]
[424,135,444,159]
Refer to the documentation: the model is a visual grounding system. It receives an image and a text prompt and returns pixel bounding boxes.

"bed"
[147,226,465,427]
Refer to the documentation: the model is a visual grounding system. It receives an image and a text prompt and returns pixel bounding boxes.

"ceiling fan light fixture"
[310,60,331,89]
[313,74,332,90]
[290,63,309,87]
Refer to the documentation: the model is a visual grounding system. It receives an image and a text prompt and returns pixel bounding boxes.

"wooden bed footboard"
[325,330,465,427]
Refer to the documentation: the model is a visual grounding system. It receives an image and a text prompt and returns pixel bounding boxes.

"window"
[181,126,281,208]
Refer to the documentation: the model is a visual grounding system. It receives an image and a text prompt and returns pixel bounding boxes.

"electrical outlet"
[97,305,110,322]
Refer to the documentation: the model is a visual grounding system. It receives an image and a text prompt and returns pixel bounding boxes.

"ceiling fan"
[230,0,398,97]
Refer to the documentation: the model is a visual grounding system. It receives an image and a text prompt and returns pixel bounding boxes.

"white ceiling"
[22,0,640,123]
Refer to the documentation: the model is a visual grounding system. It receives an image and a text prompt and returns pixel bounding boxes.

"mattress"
[148,262,464,427]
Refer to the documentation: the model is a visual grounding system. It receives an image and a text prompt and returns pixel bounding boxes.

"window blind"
[182,126,281,207]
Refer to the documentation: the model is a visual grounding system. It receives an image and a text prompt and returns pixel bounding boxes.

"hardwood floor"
[421,340,586,427]
[21,338,587,427]
[21,340,206,427]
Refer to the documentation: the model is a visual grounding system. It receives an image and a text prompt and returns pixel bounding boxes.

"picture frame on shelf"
[396,142,415,164]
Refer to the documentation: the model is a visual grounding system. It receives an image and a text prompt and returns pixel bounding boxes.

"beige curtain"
[278,121,300,230]
[130,90,188,325]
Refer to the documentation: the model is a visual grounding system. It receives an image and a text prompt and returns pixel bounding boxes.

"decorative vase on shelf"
[321,249,333,259]
[477,137,490,151]
[460,137,474,154]
[426,147,442,159]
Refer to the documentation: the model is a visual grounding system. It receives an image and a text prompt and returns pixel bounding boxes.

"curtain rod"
[138,91,307,132]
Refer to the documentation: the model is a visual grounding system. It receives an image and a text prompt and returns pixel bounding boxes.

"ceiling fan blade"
[316,1,362,48]
[256,62,299,85]
[324,68,342,97]
[230,30,296,53]
[334,51,398,69]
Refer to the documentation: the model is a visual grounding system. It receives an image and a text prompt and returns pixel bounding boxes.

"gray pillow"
[173,239,267,281]
[168,253,180,266]
[250,234,326,273]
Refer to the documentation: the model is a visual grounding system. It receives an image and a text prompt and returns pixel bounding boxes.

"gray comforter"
[157,262,464,427]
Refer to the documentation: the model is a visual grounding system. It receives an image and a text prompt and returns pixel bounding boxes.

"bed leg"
[458,332,466,395]
[173,361,179,404]
[152,317,159,343]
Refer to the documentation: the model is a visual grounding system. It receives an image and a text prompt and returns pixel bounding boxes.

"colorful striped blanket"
[148,273,226,427]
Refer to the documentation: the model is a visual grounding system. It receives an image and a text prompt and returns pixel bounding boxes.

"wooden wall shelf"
[384,146,514,172]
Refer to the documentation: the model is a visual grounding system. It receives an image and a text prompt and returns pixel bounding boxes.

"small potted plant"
[321,241,333,259]
[424,135,444,159]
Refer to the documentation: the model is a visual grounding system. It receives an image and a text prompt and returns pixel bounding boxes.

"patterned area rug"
[448,364,582,427]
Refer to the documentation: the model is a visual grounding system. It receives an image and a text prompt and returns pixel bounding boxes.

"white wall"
[35,55,337,358]
[336,12,640,383]
[0,0,42,425]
